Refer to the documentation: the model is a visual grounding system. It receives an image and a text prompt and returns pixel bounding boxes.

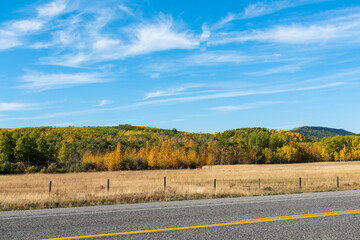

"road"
[1,190,360,239]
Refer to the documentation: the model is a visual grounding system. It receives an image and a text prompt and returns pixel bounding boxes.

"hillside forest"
[0,125,360,174]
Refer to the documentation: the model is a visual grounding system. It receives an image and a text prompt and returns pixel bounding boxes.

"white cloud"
[190,52,253,65]
[150,73,160,79]
[30,41,55,49]
[0,0,72,51]
[247,62,306,76]
[123,15,199,56]
[42,14,199,67]
[93,38,121,51]
[143,51,286,77]
[136,82,343,107]
[211,13,360,45]
[243,0,293,19]
[11,20,43,32]
[210,101,284,112]
[213,0,327,29]
[37,0,68,18]
[0,102,42,111]
[97,99,111,106]
[200,24,211,42]
[0,108,103,122]
[144,84,204,99]
[118,4,135,17]
[19,71,111,91]
[0,30,22,50]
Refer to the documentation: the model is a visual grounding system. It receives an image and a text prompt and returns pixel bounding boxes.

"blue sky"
[0,0,360,133]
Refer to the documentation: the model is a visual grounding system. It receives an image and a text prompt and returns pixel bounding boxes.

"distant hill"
[291,126,355,140]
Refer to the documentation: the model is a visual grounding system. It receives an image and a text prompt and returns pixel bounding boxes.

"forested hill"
[1,125,360,174]
[291,126,355,140]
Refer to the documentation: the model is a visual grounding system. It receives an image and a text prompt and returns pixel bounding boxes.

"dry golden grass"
[1,162,360,211]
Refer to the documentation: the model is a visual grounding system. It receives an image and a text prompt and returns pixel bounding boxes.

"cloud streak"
[214,0,328,29]
[210,101,284,112]
[0,102,44,111]
[42,14,199,67]
[134,82,344,108]
[144,84,205,99]
[0,81,345,122]
[19,71,111,91]
[211,13,360,45]
[37,0,68,18]
[0,0,71,51]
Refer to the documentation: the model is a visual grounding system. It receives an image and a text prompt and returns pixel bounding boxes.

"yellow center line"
[41,209,360,240]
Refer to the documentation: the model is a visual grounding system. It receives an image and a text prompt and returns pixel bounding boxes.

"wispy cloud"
[144,84,205,99]
[211,13,360,45]
[11,20,44,32]
[0,30,22,50]
[0,102,44,111]
[118,4,136,17]
[134,82,344,107]
[247,62,309,76]
[0,81,344,122]
[214,0,327,29]
[37,0,68,18]
[200,24,211,42]
[0,108,103,122]
[0,0,71,51]
[42,14,199,67]
[210,101,284,112]
[97,99,112,106]
[19,71,111,91]
[189,51,259,65]
[143,51,288,78]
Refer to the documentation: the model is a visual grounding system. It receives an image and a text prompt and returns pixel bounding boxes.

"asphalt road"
[1,190,360,240]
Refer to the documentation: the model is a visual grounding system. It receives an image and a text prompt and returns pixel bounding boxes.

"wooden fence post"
[258,178,261,190]
[214,179,216,189]
[49,181,52,195]
[299,177,302,190]
[164,176,166,191]
[107,179,110,193]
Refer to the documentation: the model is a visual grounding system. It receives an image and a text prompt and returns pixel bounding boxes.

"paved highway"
[1,190,360,239]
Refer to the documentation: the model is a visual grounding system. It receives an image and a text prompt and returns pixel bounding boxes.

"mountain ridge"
[291,126,355,139]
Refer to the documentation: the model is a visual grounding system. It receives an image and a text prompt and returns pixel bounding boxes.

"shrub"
[81,161,97,171]
[0,162,18,174]
[46,163,58,173]
[25,166,38,174]
[121,156,148,170]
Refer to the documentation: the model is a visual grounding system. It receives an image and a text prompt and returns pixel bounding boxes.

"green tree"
[14,133,38,165]
[58,142,70,163]
[249,131,270,164]
[269,133,289,151]
[36,136,51,166]
[0,131,16,163]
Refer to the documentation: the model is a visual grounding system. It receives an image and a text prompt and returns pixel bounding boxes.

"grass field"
[1,162,360,211]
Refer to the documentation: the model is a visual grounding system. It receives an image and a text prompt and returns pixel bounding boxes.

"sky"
[0,0,360,133]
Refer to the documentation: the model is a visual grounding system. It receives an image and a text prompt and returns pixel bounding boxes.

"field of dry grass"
[1,162,360,211]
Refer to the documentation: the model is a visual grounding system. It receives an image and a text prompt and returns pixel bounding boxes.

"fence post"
[299,177,302,190]
[337,176,339,188]
[214,179,216,189]
[258,178,261,190]
[164,176,166,191]
[49,181,52,195]
[107,179,110,193]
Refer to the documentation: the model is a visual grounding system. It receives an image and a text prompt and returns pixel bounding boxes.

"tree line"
[0,125,359,174]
